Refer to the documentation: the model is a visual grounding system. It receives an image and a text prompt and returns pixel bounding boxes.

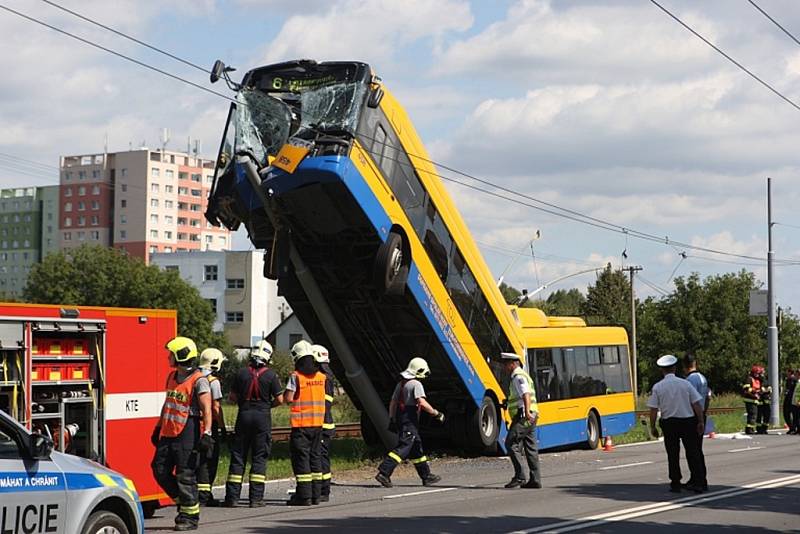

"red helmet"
[751,365,762,375]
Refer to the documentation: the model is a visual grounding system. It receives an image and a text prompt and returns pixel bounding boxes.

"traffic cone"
[602,435,614,452]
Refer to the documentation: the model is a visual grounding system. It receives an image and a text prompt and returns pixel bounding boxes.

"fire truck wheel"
[141,501,159,519]
[82,510,129,534]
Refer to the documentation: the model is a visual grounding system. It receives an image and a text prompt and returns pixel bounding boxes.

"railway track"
[634,407,741,417]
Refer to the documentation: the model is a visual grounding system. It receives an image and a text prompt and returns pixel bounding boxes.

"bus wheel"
[375,231,407,296]
[584,412,600,450]
[467,396,499,454]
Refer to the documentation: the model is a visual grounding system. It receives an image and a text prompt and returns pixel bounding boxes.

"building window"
[77,232,85,241]
[206,175,213,183]
[77,201,85,211]
[150,230,158,238]
[91,216,99,226]
[90,231,99,240]
[164,246,173,252]
[92,185,100,194]
[204,264,218,281]
[121,168,127,177]
[63,232,71,241]
[64,202,72,212]
[165,200,174,209]
[207,298,217,313]
[191,189,201,197]
[205,235,212,243]
[64,188,72,197]
[190,219,200,227]
[165,265,179,272]
[149,245,157,254]
[151,167,160,177]
[177,232,187,241]
[121,184,128,192]
[179,172,188,180]
[225,311,244,323]
[120,230,127,239]
[78,186,86,196]
[165,215,174,224]
[64,171,72,181]
[77,216,85,226]
[189,234,200,242]
[178,187,189,195]
[120,215,127,224]
[165,169,174,179]
[78,171,86,180]
[190,204,201,212]
[91,201,100,210]
[226,278,245,289]
[164,230,173,239]
[150,214,158,224]
[151,183,160,193]
[64,217,72,227]
[92,170,100,179]
[191,173,201,182]
[23,240,29,247]
[150,199,159,208]
[165,185,174,193]
[121,199,127,208]
[178,217,187,226]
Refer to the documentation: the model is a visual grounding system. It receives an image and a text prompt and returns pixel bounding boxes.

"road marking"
[599,461,653,471]
[382,487,458,500]
[728,446,765,453]
[507,473,800,534]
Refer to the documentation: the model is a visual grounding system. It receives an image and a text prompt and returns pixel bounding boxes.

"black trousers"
[756,401,770,433]
[783,397,794,430]
[660,417,706,488]
[151,436,200,523]
[290,427,322,502]
[196,424,221,503]
[377,420,431,481]
[791,405,800,433]
[225,409,271,503]
[320,427,335,497]
[504,417,541,484]
[744,401,757,433]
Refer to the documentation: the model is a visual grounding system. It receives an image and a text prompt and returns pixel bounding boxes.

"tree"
[582,264,631,331]
[22,245,227,351]
[543,288,586,316]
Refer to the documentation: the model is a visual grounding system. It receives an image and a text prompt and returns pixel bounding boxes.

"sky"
[1,0,799,311]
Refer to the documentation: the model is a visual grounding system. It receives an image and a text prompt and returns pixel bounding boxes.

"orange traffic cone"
[602,435,614,452]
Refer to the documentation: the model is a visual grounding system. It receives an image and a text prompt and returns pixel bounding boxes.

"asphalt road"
[145,432,800,533]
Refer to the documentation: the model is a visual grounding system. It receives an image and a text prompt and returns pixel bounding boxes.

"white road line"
[728,446,765,453]
[507,473,800,534]
[382,487,458,500]
[599,461,653,471]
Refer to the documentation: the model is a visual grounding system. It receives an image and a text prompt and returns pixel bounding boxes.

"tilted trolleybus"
[205,59,634,451]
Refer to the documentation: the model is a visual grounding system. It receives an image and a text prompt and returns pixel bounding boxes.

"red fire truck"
[0,302,176,517]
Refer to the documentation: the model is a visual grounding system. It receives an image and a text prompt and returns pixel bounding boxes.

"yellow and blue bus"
[516,308,635,449]
[205,59,634,452]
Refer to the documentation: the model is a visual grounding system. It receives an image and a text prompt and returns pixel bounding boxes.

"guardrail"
[634,407,741,417]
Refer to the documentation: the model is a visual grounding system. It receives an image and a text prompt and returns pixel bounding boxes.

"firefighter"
[375,357,443,488]
[312,344,335,502]
[224,340,283,508]
[742,364,763,435]
[756,366,772,435]
[196,348,226,507]
[151,336,213,532]
[285,339,327,506]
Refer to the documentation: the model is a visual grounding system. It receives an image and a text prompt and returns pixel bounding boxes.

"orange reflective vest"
[289,371,326,428]
[160,370,203,438]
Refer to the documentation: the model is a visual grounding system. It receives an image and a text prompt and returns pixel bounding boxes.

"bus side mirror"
[29,434,54,460]
[368,87,384,108]
[210,60,226,84]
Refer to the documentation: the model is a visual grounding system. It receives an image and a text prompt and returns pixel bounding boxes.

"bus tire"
[584,411,600,450]
[467,396,499,454]
[82,510,129,534]
[375,231,407,295]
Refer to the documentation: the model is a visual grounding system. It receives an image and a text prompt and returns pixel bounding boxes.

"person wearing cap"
[196,348,227,507]
[742,364,764,434]
[500,352,541,489]
[648,354,707,493]
[375,357,443,488]
[224,340,284,508]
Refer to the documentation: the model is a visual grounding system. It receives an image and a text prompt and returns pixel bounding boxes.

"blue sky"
[1,0,799,312]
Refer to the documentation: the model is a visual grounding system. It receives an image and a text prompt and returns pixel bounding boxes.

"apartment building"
[0,186,59,296]
[59,149,230,260]
[150,250,288,348]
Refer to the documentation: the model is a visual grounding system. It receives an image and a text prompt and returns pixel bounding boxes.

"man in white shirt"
[648,354,707,494]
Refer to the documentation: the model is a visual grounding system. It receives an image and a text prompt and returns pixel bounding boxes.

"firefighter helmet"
[312,344,330,364]
[250,340,273,366]
[751,364,764,376]
[199,348,225,371]
[291,339,314,362]
[166,336,197,364]
[401,357,430,379]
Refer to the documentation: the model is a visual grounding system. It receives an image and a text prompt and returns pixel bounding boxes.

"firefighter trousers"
[744,401,757,433]
[756,401,770,433]
[378,421,431,481]
[290,427,322,502]
[152,437,201,524]
[320,427,335,497]
[225,410,271,503]
[196,426,221,504]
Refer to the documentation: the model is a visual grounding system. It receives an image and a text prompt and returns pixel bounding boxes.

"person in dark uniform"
[375,357,443,488]
[151,336,213,531]
[648,354,707,493]
[223,340,283,508]
[755,366,772,435]
[783,369,797,434]
[196,348,227,507]
[312,344,336,502]
[285,339,327,506]
[742,365,763,434]
[500,352,541,489]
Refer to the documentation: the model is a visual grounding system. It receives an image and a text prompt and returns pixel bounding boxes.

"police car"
[0,409,143,534]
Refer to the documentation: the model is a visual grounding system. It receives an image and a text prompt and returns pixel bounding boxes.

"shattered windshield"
[233,89,292,166]
[296,82,367,136]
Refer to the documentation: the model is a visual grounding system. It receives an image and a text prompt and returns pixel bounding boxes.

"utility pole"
[767,178,779,426]
[626,265,643,396]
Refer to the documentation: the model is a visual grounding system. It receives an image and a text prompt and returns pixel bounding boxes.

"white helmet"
[250,340,273,366]
[312,344,329,363]
[199,348,226,371]
[291,339,314,362]
[401,357,430,380]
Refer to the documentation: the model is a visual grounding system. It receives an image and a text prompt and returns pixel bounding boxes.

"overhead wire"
[747,0,800,48]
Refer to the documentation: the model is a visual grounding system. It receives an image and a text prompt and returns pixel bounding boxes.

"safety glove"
[433,410,445,424]
[199,433,215,456]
